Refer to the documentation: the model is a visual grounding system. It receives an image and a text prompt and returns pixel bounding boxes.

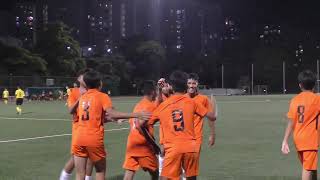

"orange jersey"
[67,88,81,123]
[74,89,112,147]
[126,97,157,156]
[150,94,208,153]
[188,94,213,145]
[287,91,320,151]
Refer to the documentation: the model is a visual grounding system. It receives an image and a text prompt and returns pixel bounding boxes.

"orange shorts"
[161,151,199,179]
[72,145,106,163]
[298,151,318,171]
[123,154,158,172]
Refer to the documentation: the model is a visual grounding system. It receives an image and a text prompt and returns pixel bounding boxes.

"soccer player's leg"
[298,151,318,180]
[182,152,199,180]
[73,145,89,180]
[87,146,106,180]
[123,155,139,180]
[85,159,94,180]
[161,150,182,180]
[16,98,23,115]
[4,98,8,104]
[59,157,74,180]
[158,144,165,176]
[138,155,159,180]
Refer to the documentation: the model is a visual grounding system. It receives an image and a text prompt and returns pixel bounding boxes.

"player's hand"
[157,78,166,88]
[281,141,290,154]
[208,134,215,147]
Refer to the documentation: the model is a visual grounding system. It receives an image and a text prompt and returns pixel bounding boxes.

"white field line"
[0,116,71,121]
[0,127,130,143]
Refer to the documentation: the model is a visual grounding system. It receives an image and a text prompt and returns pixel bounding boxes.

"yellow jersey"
[2,90,9,98]
[15,89,25,99]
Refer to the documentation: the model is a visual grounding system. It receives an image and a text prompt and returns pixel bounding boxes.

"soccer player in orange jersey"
[123,81,159,180]
[144,70,216,180]
[73,70,150,180]
[59,69,94,180]
[156,78,173,175]
[282,70,320,180]
[187,73,216,148]
[183,73,216,179]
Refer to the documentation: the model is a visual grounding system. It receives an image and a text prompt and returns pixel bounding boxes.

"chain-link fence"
[214,60,320,95]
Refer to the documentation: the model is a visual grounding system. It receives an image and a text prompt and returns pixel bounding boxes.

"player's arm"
[105,108,151,122]
[195,101,216,147]
[282,101,295,155]
[68,99,80,114]
[281,118,293,155]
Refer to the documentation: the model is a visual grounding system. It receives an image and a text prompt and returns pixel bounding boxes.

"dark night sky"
[1,0,320,28]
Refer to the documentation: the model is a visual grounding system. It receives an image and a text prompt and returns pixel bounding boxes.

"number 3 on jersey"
[297,105,305,123]
[172,110,184,131]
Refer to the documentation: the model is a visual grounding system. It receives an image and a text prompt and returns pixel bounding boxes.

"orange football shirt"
[149,94,208,153]
[189,94,213,145]
[74,89,112,147]
[126,97,157,156]
[287,91,320,151]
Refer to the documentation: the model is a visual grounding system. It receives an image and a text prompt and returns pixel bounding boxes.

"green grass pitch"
[0,95,309,180]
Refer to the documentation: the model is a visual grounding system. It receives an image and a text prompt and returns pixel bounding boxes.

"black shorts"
[3,98,8,101]
[16,98,23,105]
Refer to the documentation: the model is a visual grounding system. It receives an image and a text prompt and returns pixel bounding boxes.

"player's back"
[75,89,112,147]
[288,91,320,150]
[126,97,157,156]
[3,90,9,98]
[153,94,207,153]
[15,89,24,98]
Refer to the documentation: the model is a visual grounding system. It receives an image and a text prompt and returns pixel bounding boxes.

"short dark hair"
[83,70,102,89]
[142,80,156,96]
[169,70,188,93]
[188,73,199,81]
[298,70,316,90]
[77,68,93,77]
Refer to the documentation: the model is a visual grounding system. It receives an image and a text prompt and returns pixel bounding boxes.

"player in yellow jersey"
[2,88,9,104]
[15,86,25,115]
[65,86,71,105]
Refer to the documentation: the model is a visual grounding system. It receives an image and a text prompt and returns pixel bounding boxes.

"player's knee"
[94,159,106,173]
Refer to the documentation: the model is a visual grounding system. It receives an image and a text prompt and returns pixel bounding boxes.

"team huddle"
[59,69,217,180]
